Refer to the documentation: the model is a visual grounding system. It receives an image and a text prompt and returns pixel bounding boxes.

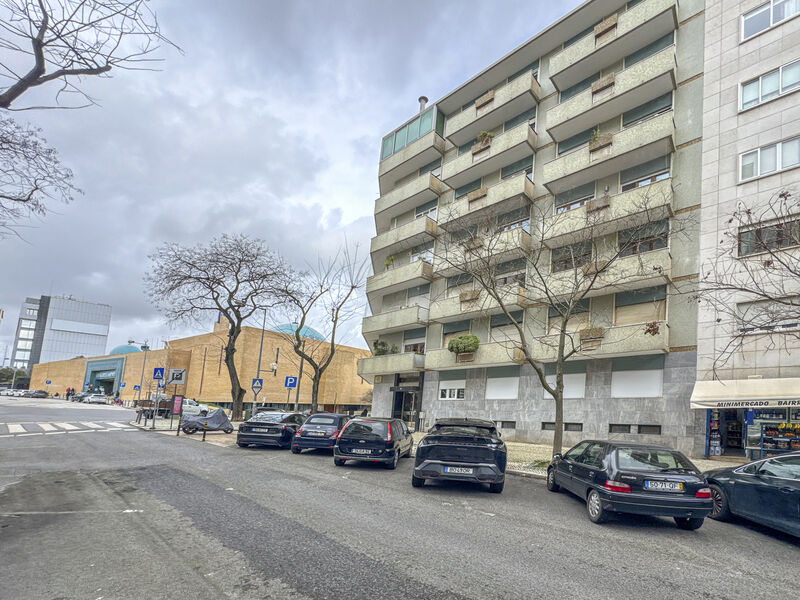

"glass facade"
[380,108,443,161]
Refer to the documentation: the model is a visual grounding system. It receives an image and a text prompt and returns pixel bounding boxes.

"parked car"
[237,411,305,448]
[71,392,88,402]
[181,398,209,417]
[705,452,800,537]
[84,394,108,405]
[26,390,48,399]
[334,417,413,469]
[547,441,712,529]
[291,413,350,454]
[412,418,507,493]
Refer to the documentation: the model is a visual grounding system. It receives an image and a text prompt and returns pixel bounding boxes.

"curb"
[507,469,546,480]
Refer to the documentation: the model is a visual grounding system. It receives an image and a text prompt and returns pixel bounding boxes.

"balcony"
[362,305,429,345]
[370,217,437,270]
[543,178,673,247]
[441,124,537,191]
[425,341,521,371]
[429,285,530,323]
[444,71,541,148]
[433,227,531,277]
[529,248,671,303]
[529,321,669,361]
[375,173,446,234]
[438,172,534,230]
[547,46,676,143]
[542,111,674,195]
[357,352,425,382]
[549,0,678,92]
[366,259,433,300]
[379,130,446,196]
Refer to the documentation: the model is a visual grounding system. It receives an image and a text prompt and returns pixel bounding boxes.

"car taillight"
[385,422,392,443]
[337,425,347,440]
[604,480,631,493]
[695,487,711,499]
[281,425,286,431]
[295,428,302,437]
[330,430,339,438]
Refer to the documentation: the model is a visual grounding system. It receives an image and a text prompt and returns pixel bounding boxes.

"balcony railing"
[429,284,530,323]
[425,341,521,371]
[379,130,446,196]
[547,46,676,143]
[433,227,531,276]
[374,173,445,233]
[366,260,433,299]
[438,172,533,229]
[371,217,437,263]
[527,320,669,361]
[549,0,678,91]
[444,71,541,148]
[357,352,425,382]
[362,305,429,343]
[542,111,674,194]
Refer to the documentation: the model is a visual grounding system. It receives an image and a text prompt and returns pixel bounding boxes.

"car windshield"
[341,420,386,438]
[305,416,336,425]
[251,412,288,423]
[616,448,698,473]
[433,425,496,437]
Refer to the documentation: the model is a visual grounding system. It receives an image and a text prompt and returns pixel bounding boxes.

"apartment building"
[10,295,112,373]
[358,0,707,455]
[692,0,800,458]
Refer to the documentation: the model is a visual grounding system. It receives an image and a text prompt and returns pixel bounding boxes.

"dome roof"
[109,344,142,355]
[269,323,325,341]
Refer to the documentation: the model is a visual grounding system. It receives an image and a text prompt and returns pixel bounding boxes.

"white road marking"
[105,422,129,428]
[16,433,42,437]
[81,422,104,429]
[45,431,66,435]
[54,423,78,430]
[38,423,57,431]
[7,424,26,433]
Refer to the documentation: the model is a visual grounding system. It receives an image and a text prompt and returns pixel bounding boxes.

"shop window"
[611,355,664,398]
[623,32,673,68]
[554,181,595,213]
[609,424,632,433]
[738,218,800,256]
[614,285,667,326]
[622,92,672,128]
[618,219,668,256]
[620,155,670,192]
[637,424,662,435]
[551,241,592,272]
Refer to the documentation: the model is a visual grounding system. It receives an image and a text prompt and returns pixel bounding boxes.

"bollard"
[202,421,208,441]
[176,415,181,436]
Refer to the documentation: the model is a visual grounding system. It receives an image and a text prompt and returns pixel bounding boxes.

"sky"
[0,0,582,361]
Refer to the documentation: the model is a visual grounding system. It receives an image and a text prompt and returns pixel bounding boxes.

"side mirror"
[407,428,415,435]
[553,453,562,460]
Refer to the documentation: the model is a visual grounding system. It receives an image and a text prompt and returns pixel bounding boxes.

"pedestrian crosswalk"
[0,421,136,437]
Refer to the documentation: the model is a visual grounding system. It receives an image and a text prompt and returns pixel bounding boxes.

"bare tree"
[427,180,691,456]
[698,189,800,374]
[145,234,291,421]
[272,245,368,414]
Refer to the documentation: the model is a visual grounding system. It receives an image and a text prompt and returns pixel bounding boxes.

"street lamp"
[129,339,150,407]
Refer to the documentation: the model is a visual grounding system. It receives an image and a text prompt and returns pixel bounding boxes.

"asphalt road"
[1,397,798,600]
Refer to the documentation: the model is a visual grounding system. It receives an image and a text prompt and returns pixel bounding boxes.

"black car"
[412,418,507,493]
[705,452,800,537]
[333,417,413,469]
[237,411,305,448]
[291,412,350,453]
[26,390,48,398]
[547,440,712,529]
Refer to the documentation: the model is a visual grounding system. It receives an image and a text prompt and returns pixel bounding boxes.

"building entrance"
[708,408,745,457]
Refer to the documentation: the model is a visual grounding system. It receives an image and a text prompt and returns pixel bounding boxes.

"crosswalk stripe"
[54,423,78,431]
[105,422,129,428]
[8,424,26,433]
[81,422,104,429]
[38,423,57,431]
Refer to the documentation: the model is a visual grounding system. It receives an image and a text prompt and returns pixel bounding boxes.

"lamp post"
[129,339,150,408]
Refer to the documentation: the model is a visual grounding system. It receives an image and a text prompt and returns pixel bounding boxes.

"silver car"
[84,394,108,405]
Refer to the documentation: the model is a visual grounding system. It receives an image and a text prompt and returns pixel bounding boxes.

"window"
[490,311,523,344]
[455,179,482,199]
[439,384,466,399]
[410,241,433,264]
[560,73,600,102]
[496,207,530,234]
[620,155,670,191]
[637,424,662,435]
[18,328,34,340]
[25,308,37,316]
[558,126,596,155]
[504,106,536,132]
[544,360,588,399]
[443,320,471,346]
[15,340,32,350]
[458,140,474,156]
[551,241,592,272]
[14,350,30,360]
[563,23,597,49]
[609,424,632,433]
[738,297,800,334]
[446,273,473,298]
[407,283,430,299]
[486,366,520,400]
[547,300,590,335]
[741,59,800,109]
[403,327,426,354]
[739,218,800,255]
[380,108,438,160]
[418,158,441,177]
[415,199,438,221]
[759,456,800,479]
[495,258,527,287]
[507,59,539,83]
[498,421,517,429]
[614,285,667,326]
[450,225,478,244]
[500,155,533,180]
[19,319,35,329]
[623,33,673,68]
[555,181,595,213]
[622,92,672,128]
[542,422,584,432]
[565,423,583,432]
[740,136,800,180]
[618,219,669,256]
[542,422,556,431]
[742,0,800,40]
[611,355,664,398]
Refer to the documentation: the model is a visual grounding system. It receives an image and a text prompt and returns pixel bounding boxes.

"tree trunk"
[310,371,320,414]
[224,325,244,421]
[553,390,564,457]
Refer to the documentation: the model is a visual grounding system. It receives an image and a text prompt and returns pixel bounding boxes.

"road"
[1,396,798,600]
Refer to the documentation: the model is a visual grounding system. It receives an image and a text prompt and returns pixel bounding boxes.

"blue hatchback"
[291,413,350,453]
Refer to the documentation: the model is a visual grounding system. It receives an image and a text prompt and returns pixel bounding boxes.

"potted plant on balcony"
[448,334,480,362]
[372,340,389,356]
[472,130,494,154]
[384,255,394,271]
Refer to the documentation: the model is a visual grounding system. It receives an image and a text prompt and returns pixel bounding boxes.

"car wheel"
[586,489,608,524]
[709,484,731,521]
[200,411,208,417]
[224,428,233,434]
[546,467,560,492]
[334,457,346,467]
[489,481,504,494]
[411,475,424,488]
[386,451,399,470]
[237,442,248,448]
[674,517,704,531]
[182,427,196,435]
[291,446,301,454]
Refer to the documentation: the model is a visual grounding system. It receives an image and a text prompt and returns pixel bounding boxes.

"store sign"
[691,399,800,409]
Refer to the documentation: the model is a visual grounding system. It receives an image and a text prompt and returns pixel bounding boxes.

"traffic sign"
[45,380,51,385]
[84,381,89,386]
[153,367,164,380]
[157,382,165,389]
[251,378,263,393]
[284,376,297,389]
[133,385,141,391]
[168,368,186,384]
[120,382,126,388]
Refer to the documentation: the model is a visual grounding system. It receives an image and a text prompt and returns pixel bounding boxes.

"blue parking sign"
[133,385,141,391]
[284,376,297,388]
[45,380,51,385]
[120,382,126,388]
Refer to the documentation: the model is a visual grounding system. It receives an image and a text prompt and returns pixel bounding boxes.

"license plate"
[307,431,325,437]
[444,466,473,474]
[351,448,372,454]
[252,428,269,433]
[644,481,684,492]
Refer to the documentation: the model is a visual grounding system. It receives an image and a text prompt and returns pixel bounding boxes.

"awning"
[690,378,800,409]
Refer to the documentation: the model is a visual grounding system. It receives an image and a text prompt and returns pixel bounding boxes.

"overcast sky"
[0,0,581,360]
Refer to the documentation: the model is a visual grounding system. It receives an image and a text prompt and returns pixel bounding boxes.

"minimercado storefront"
[690,379,800,459]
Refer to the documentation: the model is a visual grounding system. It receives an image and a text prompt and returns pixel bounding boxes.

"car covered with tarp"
[181,408,233,434]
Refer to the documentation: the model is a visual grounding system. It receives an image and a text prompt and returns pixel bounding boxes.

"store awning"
[690,378,800,409]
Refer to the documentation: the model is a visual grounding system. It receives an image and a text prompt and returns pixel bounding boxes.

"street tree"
[698,189,800,374]
[0,0,174,235]
[272,245,368,414]
[145,234,291,421]
[432,177,692,456]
